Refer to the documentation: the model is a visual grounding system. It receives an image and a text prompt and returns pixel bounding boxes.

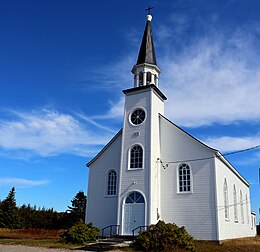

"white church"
[86,13,257,241]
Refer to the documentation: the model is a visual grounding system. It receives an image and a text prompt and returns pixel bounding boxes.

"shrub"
[61,222,100,244]
[133,220,196,251]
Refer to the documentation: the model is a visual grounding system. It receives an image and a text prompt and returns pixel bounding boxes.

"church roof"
[136,15,157,65]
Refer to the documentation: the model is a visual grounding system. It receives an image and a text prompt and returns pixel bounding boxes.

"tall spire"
[136,14,157,65]
[132,12,161,88]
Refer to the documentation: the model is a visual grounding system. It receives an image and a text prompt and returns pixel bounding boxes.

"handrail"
[132,225,148,236]
[101,224,120,237]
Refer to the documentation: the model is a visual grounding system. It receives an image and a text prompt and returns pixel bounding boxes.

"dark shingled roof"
[136,18,157,65]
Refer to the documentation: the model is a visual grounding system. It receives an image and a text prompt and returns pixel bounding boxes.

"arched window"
[178,164,191,192]
[240,190,244,223]
[125,192,144,204]
[224,178,229,220]
[233,185,238,222]
[130,145,143,169]
[107,170,117,196]
[246,194,249,223]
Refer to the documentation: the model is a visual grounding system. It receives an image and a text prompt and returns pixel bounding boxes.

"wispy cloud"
[160,28,260,127]
[91,97,125,120]
[0,109,114,158]
[76,112,117,133]
[0,177,49,188]
[94,23,260,128]
[82,55,135,92]
[204,134,260,153]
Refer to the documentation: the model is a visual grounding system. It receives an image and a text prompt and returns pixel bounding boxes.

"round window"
[130,108,146,125]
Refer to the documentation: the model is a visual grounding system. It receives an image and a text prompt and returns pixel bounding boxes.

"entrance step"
[79,237,134,251]
[98,236,134,248]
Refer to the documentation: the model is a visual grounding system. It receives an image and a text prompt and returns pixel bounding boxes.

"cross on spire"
[146,5,154,15]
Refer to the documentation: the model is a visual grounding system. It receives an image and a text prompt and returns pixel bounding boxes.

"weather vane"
[146,5,154,15]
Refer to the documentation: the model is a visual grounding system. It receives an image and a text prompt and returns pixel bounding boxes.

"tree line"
[0,187,87,229]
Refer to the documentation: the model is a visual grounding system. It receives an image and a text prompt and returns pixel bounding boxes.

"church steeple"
[132,14,161,88]
[136,14,157,65]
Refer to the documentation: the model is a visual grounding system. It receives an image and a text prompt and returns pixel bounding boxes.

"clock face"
[130,108,146,125]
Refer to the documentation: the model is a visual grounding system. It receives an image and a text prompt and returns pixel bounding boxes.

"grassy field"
[0,229,76,249]
[195,237,260,252]
[0,229,259,251]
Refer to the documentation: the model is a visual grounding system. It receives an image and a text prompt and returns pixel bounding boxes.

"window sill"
[105,195,117,198]
[128,168,144,171]
[177,191,193,194]
[225,218,230,222]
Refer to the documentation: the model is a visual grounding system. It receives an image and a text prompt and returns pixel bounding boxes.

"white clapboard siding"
[215,157,256,240]
[86,133,122,229]
[159,116,217,240]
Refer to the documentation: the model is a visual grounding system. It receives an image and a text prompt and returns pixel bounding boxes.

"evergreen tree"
[0,187,20,228]
[66,191,87,225]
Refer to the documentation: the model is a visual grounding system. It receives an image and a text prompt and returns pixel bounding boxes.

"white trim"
[104,169,118,197]
[127,143,145,170]
[87,130,122,167]
[223,178,229,221]
[129,107,147,127]
[213,158,220,240]
[246,194,249,224]
[117,112,127,233]
[233,184,238,223]
[176,162,193,194]
[240,190,244,224]
[121,190,147,235]
[216,154,250,187]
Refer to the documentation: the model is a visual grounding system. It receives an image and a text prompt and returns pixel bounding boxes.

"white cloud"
[87,22,260,129]
[204,134,260,153]
[0,177,49,188]
[76,112,117,133]
[159,28,260,127]
[0,109,114,157]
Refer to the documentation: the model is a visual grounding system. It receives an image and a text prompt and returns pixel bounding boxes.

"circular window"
[130,108,146,125]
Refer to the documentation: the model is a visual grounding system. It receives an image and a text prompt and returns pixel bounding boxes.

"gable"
[159,114,249,186]
[159,114,217,158]
[86,129,122,167]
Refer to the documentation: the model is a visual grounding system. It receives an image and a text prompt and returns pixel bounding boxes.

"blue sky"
[0,0,259,221]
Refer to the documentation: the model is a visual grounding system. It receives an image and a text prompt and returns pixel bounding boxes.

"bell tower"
[132,14,161,88]
[117,12,167,235]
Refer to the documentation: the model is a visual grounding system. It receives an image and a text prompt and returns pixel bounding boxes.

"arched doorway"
[123,191,145,235]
